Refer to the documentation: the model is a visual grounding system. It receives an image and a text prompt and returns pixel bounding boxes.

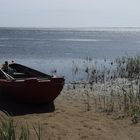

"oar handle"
[0,69,15,81]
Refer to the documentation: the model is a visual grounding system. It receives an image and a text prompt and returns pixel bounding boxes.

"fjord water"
[0,27,140,82]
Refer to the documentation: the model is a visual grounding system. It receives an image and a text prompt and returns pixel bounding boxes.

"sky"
[0,0,140,28]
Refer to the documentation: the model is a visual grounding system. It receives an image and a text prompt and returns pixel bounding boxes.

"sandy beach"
[1,82,140,140]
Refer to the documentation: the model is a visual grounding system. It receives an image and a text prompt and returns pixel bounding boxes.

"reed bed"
[68,79,140,122]
[69,56,140,122]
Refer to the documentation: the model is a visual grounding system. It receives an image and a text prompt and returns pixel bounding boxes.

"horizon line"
[1,26,140,31]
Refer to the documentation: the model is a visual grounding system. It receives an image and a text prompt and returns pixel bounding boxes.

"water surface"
[0,27,140,82]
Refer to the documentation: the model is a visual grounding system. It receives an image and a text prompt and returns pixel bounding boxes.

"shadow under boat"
[0,93,55,116]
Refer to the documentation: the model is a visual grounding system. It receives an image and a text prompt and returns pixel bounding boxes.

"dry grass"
[0,115,42,140]
[69,78,140,122]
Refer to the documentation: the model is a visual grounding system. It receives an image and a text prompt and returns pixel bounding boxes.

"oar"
[0,69,15,81]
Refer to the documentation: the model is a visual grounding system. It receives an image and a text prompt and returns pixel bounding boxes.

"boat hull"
[0,77,64,104]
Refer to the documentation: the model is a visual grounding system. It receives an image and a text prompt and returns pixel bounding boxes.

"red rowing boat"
[0,63,65,104]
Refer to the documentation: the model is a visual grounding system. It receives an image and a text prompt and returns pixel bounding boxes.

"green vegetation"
[116,56,140,79]
[0,115,42,140]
